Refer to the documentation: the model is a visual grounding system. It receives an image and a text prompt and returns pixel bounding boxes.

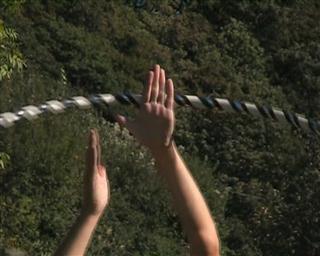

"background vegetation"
[0,0,319,255]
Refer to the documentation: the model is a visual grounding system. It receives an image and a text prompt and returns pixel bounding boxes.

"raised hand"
[83,129,110,217]
[54,130,110,256]
[116,64,175,155]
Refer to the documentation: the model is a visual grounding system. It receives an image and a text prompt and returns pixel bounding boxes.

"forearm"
[152,143,219,255]
[54,212,101,256]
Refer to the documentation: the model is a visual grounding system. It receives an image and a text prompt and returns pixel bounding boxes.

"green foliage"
[0,152,10,169]
[0,0,320,255]
[0,0,25,11]
[0,21,25,81]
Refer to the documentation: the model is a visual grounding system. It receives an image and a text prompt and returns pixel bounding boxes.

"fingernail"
[89,130,95,140]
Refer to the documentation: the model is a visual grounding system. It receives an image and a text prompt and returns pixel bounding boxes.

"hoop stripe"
[0,93,318,135]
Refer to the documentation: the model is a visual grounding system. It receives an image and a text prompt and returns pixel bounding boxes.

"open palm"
[83,130,110,216]
[116,65,175,154]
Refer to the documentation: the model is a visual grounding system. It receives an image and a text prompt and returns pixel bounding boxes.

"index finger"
[165,79,174,110]
[86,129,98,171]
[142,71,154,103]
[95,130,101,167]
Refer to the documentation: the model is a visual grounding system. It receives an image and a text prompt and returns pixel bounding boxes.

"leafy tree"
[0,1,319,255]
[0,21,25,81]
[0,152,9,170]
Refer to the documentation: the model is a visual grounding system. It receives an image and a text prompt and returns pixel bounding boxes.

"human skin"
[116,64,220,256]
[54,130,110,256]
[54,64,220,255]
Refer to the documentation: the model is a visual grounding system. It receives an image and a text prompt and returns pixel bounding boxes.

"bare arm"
[53,213,102,256]
[54,130,110,256]
[116,65,220,256]
[153,143,219,255]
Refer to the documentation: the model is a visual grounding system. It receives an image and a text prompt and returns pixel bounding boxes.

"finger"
[95,130,101,167]
[98,165,107,178]
[86,130,97,171]
[92,130,98,169]
[97,166,110,204]
[115,114,135,134]
[165,79,174,110]
[142,71,154,103]
[99,166,110,204]
[115,114,127,129]
[158,69,166,105]
[150,64,160,102]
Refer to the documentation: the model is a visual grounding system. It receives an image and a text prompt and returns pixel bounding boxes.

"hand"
[116,64,175,154]
[82,130,110,217]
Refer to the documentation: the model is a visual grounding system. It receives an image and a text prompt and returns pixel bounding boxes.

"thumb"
[115,114,127,128]
[97,165,107,177]
[115,114,136,133]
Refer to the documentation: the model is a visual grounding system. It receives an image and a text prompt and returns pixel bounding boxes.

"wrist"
[80,207,105,219]
[151,140,176,161]
[76,211,102,231]
[79,212,102,227]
